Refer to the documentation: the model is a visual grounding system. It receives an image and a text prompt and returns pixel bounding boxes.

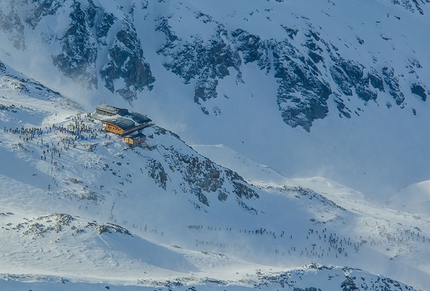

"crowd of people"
[3,114,111,191]
[4,114,103,144]
[187,222,429,261]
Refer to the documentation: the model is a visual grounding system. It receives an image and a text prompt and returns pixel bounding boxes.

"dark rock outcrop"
[52,1,98,89]
[1,0,155,101]
[101,17,155,102]
[145,127,258,210]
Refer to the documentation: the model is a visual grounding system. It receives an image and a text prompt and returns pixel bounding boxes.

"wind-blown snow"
[0,66,429,290]
[1,0,430,290]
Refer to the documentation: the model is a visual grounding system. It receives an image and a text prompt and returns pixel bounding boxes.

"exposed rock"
[411,83,427,101]
[1,0,428,132]
[158,20,241,105]
[382,67,405,107]
[274,37,331,132]
[330,58,381,103]
[146,158,169,190]
[94,222,131,235]
[145,127,258,210]
[52,1,98,89]
[12,213,75,236]
[2,0,155,101]
[0,61,6,72]
[390,0,429,14]
[0,1,25,50]
[96,12,116,45]
[25,0,62,29]
[101,16,155,102]
[255,264,417,291]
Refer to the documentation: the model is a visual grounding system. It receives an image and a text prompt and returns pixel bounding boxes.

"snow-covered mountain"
[1,53,430,290]
[1,0,430,202]
[2,0,429,124]
[1,0,430,290]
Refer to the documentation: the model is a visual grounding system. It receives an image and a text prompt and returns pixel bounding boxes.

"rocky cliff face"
[0,0,155,102]
[143,126,259,212]
[0,0,26,51]
[51,1,99,90]
[390,0,430,14]
[155,2,429,131]
[100,15,155,101]
[0,0,429,131]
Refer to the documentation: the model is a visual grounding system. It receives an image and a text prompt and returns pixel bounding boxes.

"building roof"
[95,104,126,116]
[127,111,152,124]
[93,103,152,126]
[105,117,136,130]
[93,103,153,136]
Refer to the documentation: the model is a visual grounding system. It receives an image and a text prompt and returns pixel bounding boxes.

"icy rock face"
[271,32,332,132]
[0,0,26,50]
[0,0,155,101]
[1,0,430,131]
[51,1,99,90]
[256,264,417,291]
[157,17,241,106]
[157,18,332,131]
[156,12,429,131]
[24,0,62,29]
[10,213,131,237]
[145,127,259,211]
[390,0,430,14]
[50,1,155,98]
[100,16,155,101]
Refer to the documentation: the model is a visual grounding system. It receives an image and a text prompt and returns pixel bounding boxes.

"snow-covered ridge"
[1,0,429,129]
[0,263,419,291]
[0,0,155,101]
[1,1,430,290]
[1,66,430,290]
[1,0,430,200]
[1,0,430,204]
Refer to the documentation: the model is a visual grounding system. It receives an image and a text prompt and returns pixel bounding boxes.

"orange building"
[123,133,147,147]
[92,104,153,137]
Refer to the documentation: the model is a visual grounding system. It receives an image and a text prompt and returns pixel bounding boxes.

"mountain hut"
[123,132,146,147]
[92,103,153,136]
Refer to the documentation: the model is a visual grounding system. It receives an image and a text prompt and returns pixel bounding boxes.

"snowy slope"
[1,0,430,290]
[1,0,429,203]
[1,61,430,290]
[387,180,430,215]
